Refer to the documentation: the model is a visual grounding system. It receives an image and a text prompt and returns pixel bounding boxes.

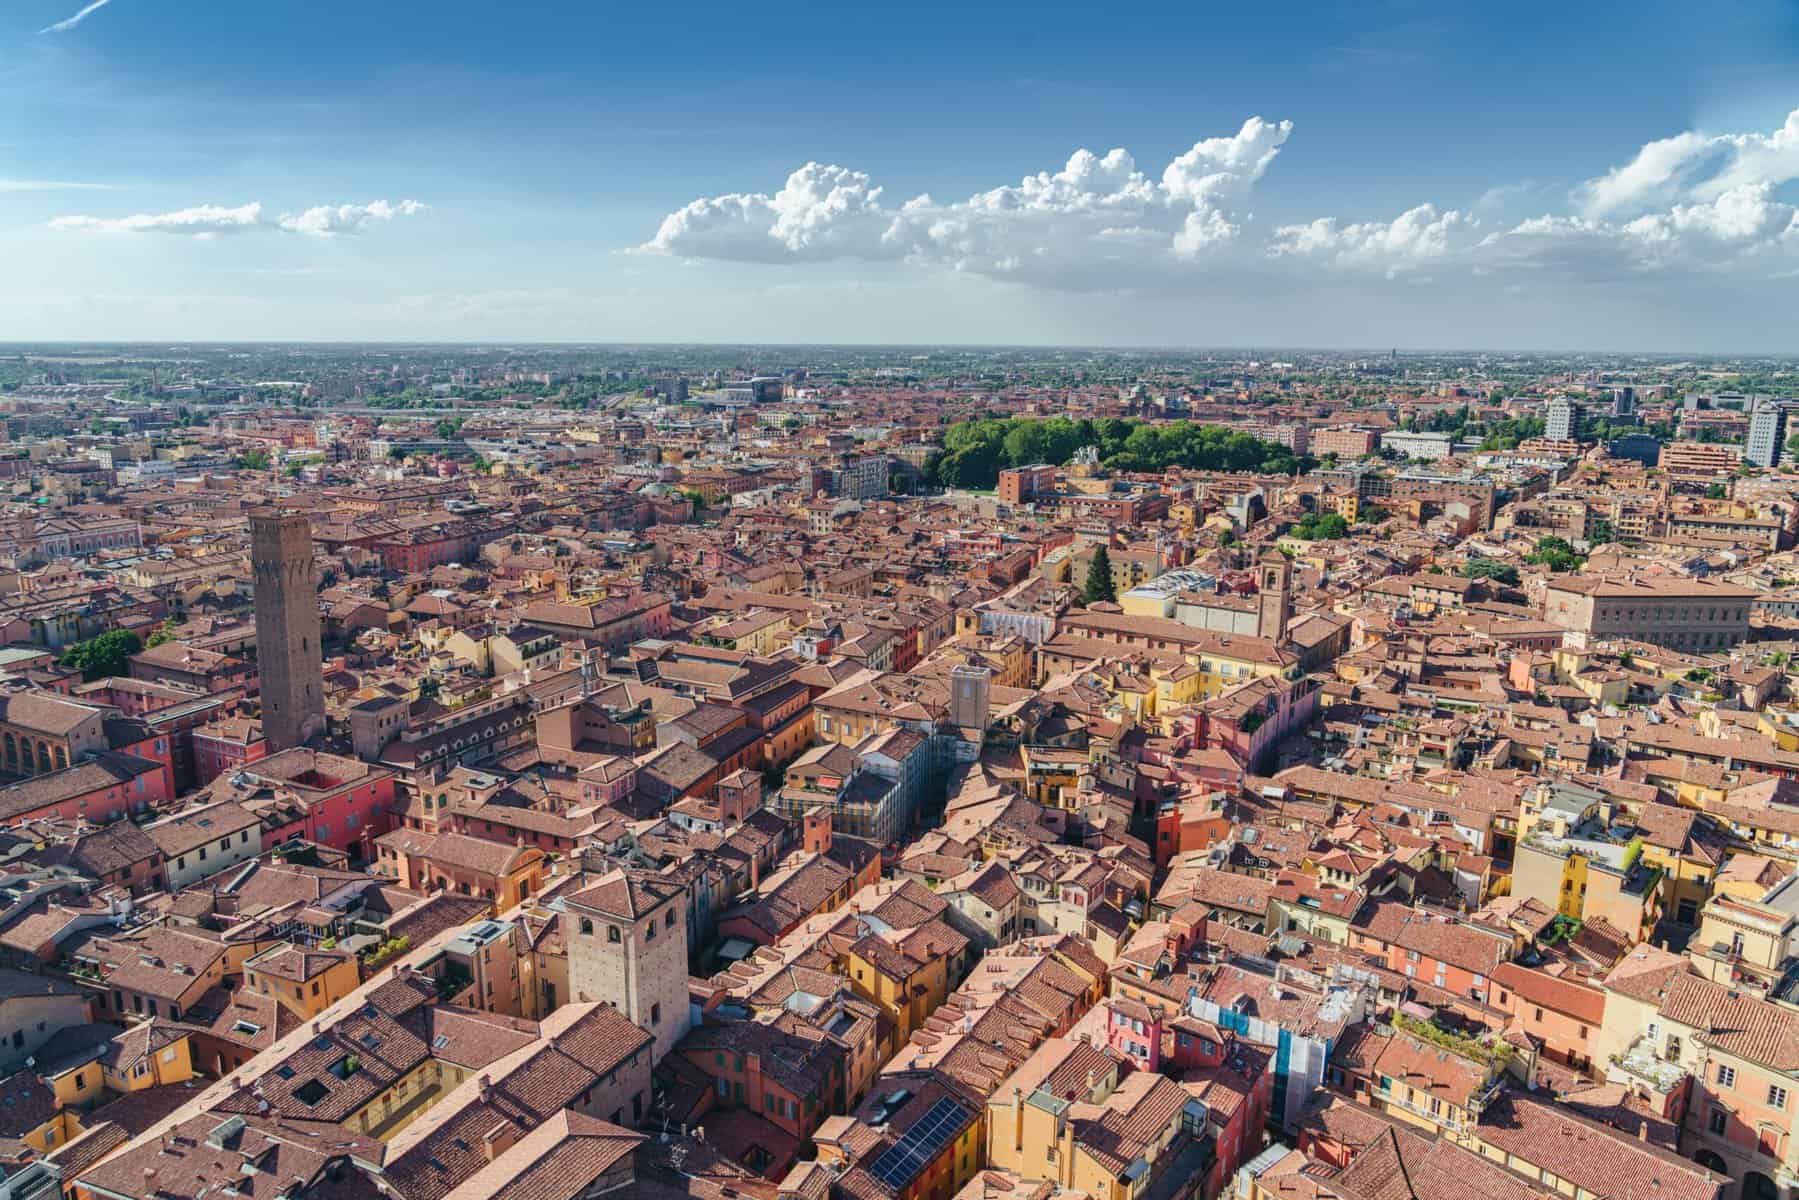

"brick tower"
[1256,551,1292,642]
[251,510,326,751]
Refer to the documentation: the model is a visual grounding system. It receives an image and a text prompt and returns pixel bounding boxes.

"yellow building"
[1054,611,1296,702]
[0,1072,83,1156]
[986,1038,1190,1200]
[103,1024,198,1094]
[244,945,364,1019]
[1021,743,1087,810]
[1512,785,1664,940]
[847,926,954,1046]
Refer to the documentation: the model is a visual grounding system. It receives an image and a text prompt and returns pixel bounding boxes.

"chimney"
[482,1119,521,1162]
[1638,1122,1649,1142]
[1012,1085,1025,1152]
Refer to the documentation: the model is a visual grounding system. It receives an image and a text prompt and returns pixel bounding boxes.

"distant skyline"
[4,0,1799,349]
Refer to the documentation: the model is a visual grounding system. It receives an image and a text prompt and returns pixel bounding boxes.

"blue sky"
[5,0,1799,348]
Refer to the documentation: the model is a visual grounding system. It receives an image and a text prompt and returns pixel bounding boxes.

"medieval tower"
[1256,550,1293,641]
[251,510,326,751]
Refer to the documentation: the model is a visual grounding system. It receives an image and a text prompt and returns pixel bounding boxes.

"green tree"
[1525,535,1584,572]
[1461,558,1520,586]
[145,618,180,648]
[1082,546,1118,605]
[1705,483,1727,499]
[59,629,143,681]
[1288,512,1350,541]
[235,449,271,471]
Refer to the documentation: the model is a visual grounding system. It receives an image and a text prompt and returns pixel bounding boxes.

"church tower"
[1256,551,1292,641]
[251,510,326,751]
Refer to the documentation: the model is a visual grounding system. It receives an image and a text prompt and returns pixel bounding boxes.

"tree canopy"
[1461,558,1520,586]
[1287,512,1350,541]
[58,629,143,681]
[934,416,1312,490]
[1082,547,1118,605]
[1525,535,1584,572]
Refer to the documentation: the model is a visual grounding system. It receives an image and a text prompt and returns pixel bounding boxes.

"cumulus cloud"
[1275,107,1799,281]
[644,108,1799,289]
[645,118,1292,286]
[51,199,425,238]
[1481,183,1799,277]
[1271,205,1471,276]
[277,199,428,236]
[1575,107,1799,216]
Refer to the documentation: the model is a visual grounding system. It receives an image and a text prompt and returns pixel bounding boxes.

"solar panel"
[867,1098,963,1190]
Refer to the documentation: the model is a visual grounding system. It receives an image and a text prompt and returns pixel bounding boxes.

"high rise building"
[1745,399,1791,468]
[250,510,326,751]
[1545,396,1580,443]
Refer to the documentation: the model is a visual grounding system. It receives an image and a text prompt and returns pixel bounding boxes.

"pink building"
[0,751,170,826]
[193,718,268,787]
[1107,998,1162,1073]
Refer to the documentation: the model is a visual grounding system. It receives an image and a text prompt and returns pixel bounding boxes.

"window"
[1718,1065,1736,1088]
[651,1002,661,1025]
[1534,1007,1545,1023]
[580,918,593,936]
[1770,1085,1788,1110]
[1709,1107,1728,1135]
[608,926,621,943]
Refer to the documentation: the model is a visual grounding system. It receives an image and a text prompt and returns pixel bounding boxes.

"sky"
[4,0,1799,350]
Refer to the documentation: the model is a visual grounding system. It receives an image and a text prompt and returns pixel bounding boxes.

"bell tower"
[1256,551,1292,641]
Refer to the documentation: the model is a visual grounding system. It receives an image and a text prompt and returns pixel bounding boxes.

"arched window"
[608,926,621,943]
[579,918,593,936]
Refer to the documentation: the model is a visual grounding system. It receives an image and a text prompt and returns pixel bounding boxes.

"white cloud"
[645,117,1291,286]
[1575,107,1799,217]
[277,199,427,237]
[0,179,116,192]
[50,202,267,236]
[50,199,425,238]
[1501,184,1798,274]
[1574,130,1714,217]
[1270,204,1470,276]
[39,0,114,34]
[645,109,1799,292]
[1161,117,1291,206]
